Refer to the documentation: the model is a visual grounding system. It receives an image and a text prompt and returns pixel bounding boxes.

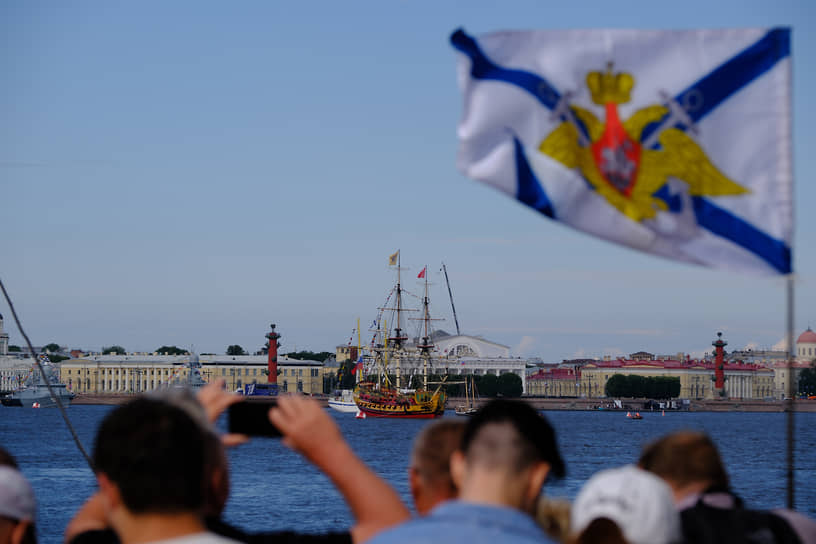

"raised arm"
[269,395,410,543]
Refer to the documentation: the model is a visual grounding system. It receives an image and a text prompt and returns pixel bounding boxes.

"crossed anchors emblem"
[539,65,749,222]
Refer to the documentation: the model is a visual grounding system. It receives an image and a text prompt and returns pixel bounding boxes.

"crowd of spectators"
[1,384,814,544]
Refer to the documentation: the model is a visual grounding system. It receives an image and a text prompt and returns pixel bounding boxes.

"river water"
[1,405,814,543]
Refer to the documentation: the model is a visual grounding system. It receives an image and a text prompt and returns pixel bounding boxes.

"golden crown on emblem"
[586,63,634,105]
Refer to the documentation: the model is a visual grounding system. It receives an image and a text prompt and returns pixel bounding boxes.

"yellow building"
[59,354,332,395]
[527,358,775,400]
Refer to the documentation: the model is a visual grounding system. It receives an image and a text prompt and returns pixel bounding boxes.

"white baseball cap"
[0,466,36,521]
[571,465,681,544]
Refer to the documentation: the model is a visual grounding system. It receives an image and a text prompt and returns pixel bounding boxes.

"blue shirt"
[367,500,556,544]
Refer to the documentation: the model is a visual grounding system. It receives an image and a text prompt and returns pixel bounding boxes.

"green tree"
[799,363,816,396]
[42,343,61,353]
[476,374,498,397]
[287,351,333,362]
[605,374,628,397]
[102,345,126,355]
[156,345,189,355]
[47,355,69,363]
[497,372,523,397]
[226,345,246,356]
[605,374,680,398]
[8,345,21,352]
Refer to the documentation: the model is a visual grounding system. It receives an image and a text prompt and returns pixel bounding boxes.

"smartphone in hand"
[227,400,282,438]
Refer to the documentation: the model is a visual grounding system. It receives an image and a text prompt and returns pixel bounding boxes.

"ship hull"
[353,383,446,419]
[355,404,439,419]
[1,388,74,407]
[328,399,359,413]
[328,390,358,413]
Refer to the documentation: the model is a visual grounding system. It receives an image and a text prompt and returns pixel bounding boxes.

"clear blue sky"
[2,0,814,361]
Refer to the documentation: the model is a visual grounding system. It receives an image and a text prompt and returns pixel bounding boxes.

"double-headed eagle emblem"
[539,66,749,222]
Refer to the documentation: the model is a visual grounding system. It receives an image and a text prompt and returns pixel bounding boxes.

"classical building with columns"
[797,327,816,362]
[528,329,816,400]
[527,356,774,399]
[58,353,330,395]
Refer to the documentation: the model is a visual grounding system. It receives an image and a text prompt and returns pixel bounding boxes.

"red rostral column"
[266,324,281,387]
[712,331,727,392]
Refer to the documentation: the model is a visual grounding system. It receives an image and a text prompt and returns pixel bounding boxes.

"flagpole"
[785,274,795,509]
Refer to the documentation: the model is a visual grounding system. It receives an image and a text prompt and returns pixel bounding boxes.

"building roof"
[797,327,816,345]
[579,358,771,373]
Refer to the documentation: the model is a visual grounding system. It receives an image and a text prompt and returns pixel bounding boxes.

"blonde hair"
[536,496,572,543]
[411,420,466,494]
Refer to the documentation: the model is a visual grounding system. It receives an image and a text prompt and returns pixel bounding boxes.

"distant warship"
[1,356,75,407]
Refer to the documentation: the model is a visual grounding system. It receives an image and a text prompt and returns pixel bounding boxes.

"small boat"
[328,389,358,413]
[455,376,478,416]
[627,411,643,420]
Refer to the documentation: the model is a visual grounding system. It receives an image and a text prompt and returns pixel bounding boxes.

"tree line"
[799,363,816,397]
[605,374,681,399]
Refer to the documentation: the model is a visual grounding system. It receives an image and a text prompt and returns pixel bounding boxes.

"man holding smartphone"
[66,385,410,544]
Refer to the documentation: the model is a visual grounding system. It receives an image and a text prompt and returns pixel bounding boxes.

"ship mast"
[387,252,410,389]
[356,317,362,383]
[418,269,433,390]
[410,265,442,391]
[441,262,461,336]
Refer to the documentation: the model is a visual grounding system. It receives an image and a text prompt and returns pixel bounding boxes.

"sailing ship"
[1,355,75,407]
[353,253,447,418]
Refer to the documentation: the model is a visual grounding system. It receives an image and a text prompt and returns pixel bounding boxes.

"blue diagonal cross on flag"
[451,28,792,275]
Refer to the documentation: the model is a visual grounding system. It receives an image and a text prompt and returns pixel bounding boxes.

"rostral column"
[712,332,727,397]
[266,324,281,390]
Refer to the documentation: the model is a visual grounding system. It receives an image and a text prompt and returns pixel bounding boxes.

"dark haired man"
[639,431,816,544]
[368,399,565,544]
[69,386,409,544]
[92,397,240,544]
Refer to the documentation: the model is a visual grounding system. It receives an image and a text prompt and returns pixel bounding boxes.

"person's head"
[638,431,729,502]
[451,399,565,513]
[535,496,572,543]
[147,388,229,516]
[409,420,466,515]
[93,397,209,519]
[570,465,681,544]
[0,450,18,470]
[202,428,230,516]
[570,517,627,544]
[0,464,37,544]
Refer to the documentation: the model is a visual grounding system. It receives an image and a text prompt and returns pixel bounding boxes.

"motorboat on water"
[328,389,358,413]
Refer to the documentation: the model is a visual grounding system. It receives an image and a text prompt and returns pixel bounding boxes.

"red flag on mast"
[418,266,426,279]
